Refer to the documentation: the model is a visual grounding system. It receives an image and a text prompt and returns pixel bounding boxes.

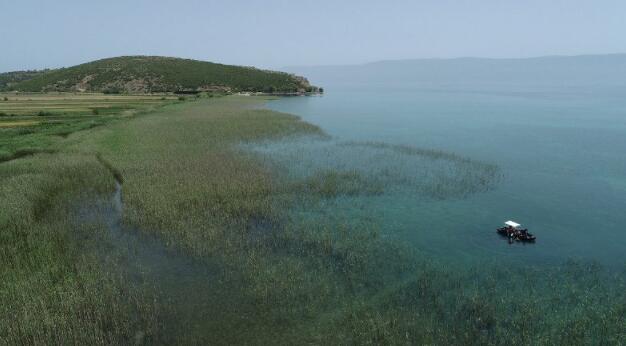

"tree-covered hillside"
[3,56,319,94]
[0,70,50,90]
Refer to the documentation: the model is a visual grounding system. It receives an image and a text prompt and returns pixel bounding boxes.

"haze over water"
[269,59,626,267]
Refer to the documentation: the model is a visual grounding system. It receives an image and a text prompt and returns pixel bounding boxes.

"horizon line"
[3,52,626,74]
[280,52,626,69]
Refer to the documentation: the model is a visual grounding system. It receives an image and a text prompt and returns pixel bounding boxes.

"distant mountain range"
[0,56,319,94]
[282,54,626,87]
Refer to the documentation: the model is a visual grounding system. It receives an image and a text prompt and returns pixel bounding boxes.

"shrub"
[103,88,121,94]
[178,96,186,101]
[0,112,6,117]
[37,111,52,116]
[3,96,8,101]
[92,108,100,115]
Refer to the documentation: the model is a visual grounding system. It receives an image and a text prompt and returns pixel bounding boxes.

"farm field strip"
[0,93,177,99]
[1,102,170,107]
[0,120,41,127]
[0,93,178,116]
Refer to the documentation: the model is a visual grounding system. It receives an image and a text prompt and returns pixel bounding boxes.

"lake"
[267,83,626,267]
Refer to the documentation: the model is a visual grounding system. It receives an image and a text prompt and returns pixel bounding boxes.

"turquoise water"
[267,84,626,266]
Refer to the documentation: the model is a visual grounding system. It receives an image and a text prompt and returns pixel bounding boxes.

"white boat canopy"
[505,220,521,228]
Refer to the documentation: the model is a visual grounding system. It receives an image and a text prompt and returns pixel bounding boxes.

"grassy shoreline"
[1,95,624,344]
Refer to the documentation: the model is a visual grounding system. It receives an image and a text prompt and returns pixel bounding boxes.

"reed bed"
[0,153,160,344]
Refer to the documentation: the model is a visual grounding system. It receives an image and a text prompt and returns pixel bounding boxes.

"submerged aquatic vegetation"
[245,136,502,200]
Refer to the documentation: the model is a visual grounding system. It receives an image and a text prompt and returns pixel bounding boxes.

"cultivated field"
[0,92,178,116]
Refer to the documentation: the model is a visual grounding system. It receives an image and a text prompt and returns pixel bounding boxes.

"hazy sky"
[1,0,625,72]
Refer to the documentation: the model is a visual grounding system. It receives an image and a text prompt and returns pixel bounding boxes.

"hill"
[2,56,319,94]
[0,70,50,90]
[283,54,626,87]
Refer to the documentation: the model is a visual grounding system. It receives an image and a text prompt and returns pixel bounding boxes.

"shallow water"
[267,84,626,266]
[73,180,227,342]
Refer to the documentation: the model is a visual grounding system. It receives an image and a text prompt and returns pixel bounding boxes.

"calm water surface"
[268,84,626,266]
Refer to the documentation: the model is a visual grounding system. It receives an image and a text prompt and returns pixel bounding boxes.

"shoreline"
[1,95,624,344]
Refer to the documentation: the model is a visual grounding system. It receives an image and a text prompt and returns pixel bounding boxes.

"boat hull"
[497,227,536,242]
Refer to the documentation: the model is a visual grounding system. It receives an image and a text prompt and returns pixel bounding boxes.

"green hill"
[2,56,319,94]
[0,70,50,90]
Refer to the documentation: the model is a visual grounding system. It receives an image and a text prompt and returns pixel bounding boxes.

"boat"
[497,220,536,242]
